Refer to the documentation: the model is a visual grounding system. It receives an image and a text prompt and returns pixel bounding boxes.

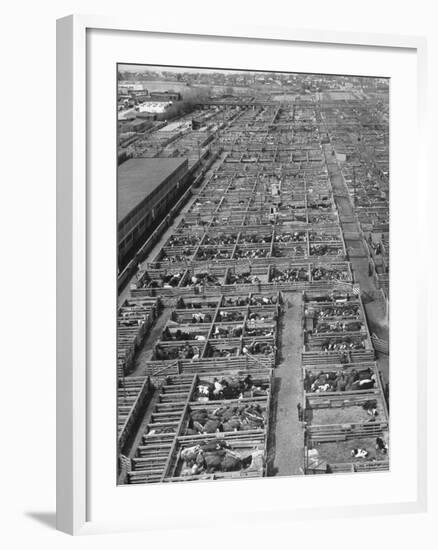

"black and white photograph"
[2,0,434,541]
[116,64,390,485]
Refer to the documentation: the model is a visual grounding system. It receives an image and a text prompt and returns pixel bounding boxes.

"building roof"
[118,157,187,223]
[128,119,147,128]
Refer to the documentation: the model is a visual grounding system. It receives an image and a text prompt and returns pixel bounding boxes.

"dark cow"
[375,437,389,454]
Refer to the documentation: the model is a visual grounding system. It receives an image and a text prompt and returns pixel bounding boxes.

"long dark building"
[118,157,188,269]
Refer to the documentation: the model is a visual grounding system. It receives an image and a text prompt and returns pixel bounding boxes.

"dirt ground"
[309,399,386,425]
[310,433,389,464]
[268,291,305,476]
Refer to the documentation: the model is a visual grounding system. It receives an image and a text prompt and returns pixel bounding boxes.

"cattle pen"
[117,73,389,484]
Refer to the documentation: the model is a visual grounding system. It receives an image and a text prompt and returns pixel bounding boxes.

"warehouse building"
[149,91,181,102]
[118,157,189,268]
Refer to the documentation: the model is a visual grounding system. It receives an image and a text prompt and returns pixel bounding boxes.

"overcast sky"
[118,64,389,82]
[118,64,272,75]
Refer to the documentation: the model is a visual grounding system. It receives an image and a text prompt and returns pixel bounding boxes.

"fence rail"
[371,333,389,355]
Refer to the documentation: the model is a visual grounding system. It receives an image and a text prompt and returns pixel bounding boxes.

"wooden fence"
[371,333,389,355]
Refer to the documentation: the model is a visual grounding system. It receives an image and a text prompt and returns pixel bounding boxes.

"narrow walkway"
[117,387,162,484]
[322,143,389,384]
[268,292,304,476]
[126,389,161,460]
[322,143,378,296]
[129,308,173,377]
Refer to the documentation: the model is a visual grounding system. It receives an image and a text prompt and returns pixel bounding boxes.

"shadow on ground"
[25,511,57,530]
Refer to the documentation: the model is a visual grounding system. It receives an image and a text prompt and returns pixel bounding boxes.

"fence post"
[119,454,132,480]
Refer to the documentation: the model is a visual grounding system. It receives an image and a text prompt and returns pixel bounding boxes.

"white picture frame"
[56,15,428,535]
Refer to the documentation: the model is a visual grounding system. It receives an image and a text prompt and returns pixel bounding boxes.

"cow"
[354,378,375,390]
[181,445,201,461]
[351,448,369,459]
[376,437,389,454]
[362,399,379,416]
[203,450,252,473]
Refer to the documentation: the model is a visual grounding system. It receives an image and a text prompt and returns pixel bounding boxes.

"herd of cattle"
[118,94,389,483]
[302,295,389,473]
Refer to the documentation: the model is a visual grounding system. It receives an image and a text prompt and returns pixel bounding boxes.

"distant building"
[149,91,181,102]
[191,118,202,130]
[118,116,146,133]
[133,101,172,115]
[117,111,138,124]
[124,118,153,133]
[118,83,146,93]
[130,89,148,97]
[118,157,189,267]
[136,111,156,120]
